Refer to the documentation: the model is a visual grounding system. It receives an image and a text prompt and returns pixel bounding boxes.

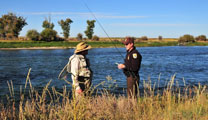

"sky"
[1,0,208,38]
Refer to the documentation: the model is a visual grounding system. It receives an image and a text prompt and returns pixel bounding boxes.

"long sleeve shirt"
[124,47,142,74]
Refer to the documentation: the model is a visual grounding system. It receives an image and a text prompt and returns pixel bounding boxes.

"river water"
[0,46,208,97]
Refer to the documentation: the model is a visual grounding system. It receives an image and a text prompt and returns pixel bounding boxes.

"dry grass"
[0,70,208,120]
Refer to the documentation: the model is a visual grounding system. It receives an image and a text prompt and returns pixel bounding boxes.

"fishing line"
[80,0,124,59]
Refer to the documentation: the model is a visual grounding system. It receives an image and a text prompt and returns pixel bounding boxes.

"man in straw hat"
[117,37,142,98]
[58,42,93,97]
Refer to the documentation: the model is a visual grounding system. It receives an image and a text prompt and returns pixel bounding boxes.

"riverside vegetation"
[0,41,178,48]
[0,38,208,49]
[0,69,208,119]
[1,12,207,49]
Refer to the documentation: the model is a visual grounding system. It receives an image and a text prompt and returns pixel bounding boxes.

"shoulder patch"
[133,53,137,59]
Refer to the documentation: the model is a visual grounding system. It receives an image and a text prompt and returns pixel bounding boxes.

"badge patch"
[133,53,137,59]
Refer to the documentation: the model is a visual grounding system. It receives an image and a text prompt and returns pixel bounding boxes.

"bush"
[179,34,195,43]
[158,36,163,40]
[26,29,40,41]
[40,28,57,41]
[92,35,99,41]
[56,37,65,41]
[77,33,83,41]
[140,36,148,41]
[195,35,206,41]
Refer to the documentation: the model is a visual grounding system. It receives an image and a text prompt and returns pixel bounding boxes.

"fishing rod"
[80,1,142,81]
[80,0,124,59]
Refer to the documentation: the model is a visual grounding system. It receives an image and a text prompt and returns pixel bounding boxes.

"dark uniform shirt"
[123,47,142,77]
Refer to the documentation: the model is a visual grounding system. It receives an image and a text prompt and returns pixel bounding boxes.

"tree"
[58,18,73,39]
[84,20,96,39]
[0,20,5,38]
[0,12,27,38]
[195,35,206,41]
[179,34,195,43]
[41,16,57,41]
[26,29,40,41]
[40,28,57,41]
[77,33,83,40]
[42,18,54,29]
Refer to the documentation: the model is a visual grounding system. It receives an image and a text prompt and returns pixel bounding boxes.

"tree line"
[0,12,207,42]
[0,12,98,41]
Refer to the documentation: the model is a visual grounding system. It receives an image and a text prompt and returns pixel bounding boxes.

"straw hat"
[74,42,92,53]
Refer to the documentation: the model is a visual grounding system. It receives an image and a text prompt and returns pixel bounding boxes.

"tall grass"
[0,69,208,119]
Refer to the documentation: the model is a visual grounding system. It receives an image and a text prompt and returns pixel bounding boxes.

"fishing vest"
[68,54,92,78]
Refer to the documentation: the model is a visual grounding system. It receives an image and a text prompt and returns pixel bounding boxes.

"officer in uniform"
[118,37,142,98]
[59,42,93,97]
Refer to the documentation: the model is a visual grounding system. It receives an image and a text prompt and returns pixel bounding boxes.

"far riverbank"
[0,40,208,49]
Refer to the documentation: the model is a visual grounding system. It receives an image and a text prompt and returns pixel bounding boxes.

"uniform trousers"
[127,75,139,98]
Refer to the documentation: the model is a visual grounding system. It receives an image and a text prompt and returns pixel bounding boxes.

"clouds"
[18,12,89,15]
[16,11,207,37]
[111,23,199,27]
[17,12,147,19]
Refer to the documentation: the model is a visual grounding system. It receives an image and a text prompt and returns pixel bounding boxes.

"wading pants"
[127,75,139,98]
[75,76,92,97]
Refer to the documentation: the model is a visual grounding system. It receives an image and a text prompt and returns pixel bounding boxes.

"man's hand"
[118,64,125,69]
[76,88,83,94]
[63,75,67,80]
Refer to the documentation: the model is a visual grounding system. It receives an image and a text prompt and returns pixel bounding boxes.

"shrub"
[40,28,57,41]
[56,37,65,41]
[26,29,40,41]
[18,37,27,41]
[77,33,83,41]
[92,35,99,41]
[140,36,148,41]
[195,35,206,41]
[158,36,163,40]
[179,34,195,43]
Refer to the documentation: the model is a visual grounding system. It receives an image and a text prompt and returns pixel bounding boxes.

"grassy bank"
[0,70,208,119]
[0,41,178,49]
[0,39,208,49]
[0,41,124,48]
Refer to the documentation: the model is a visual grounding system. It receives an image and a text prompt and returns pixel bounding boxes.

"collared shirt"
[124,47,142,73]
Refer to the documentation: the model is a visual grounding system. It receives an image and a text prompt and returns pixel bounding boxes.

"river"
[0,46,208,97]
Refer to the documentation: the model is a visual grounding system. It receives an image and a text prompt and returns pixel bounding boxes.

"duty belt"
[123,70,139,78]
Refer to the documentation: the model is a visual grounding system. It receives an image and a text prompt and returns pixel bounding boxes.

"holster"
[123,69,139,79]
[123,69,130,77]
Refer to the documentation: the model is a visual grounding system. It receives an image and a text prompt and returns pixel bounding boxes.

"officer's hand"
[118,64,125,69]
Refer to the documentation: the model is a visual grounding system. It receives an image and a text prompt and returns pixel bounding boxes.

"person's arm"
[70,57,82,92]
